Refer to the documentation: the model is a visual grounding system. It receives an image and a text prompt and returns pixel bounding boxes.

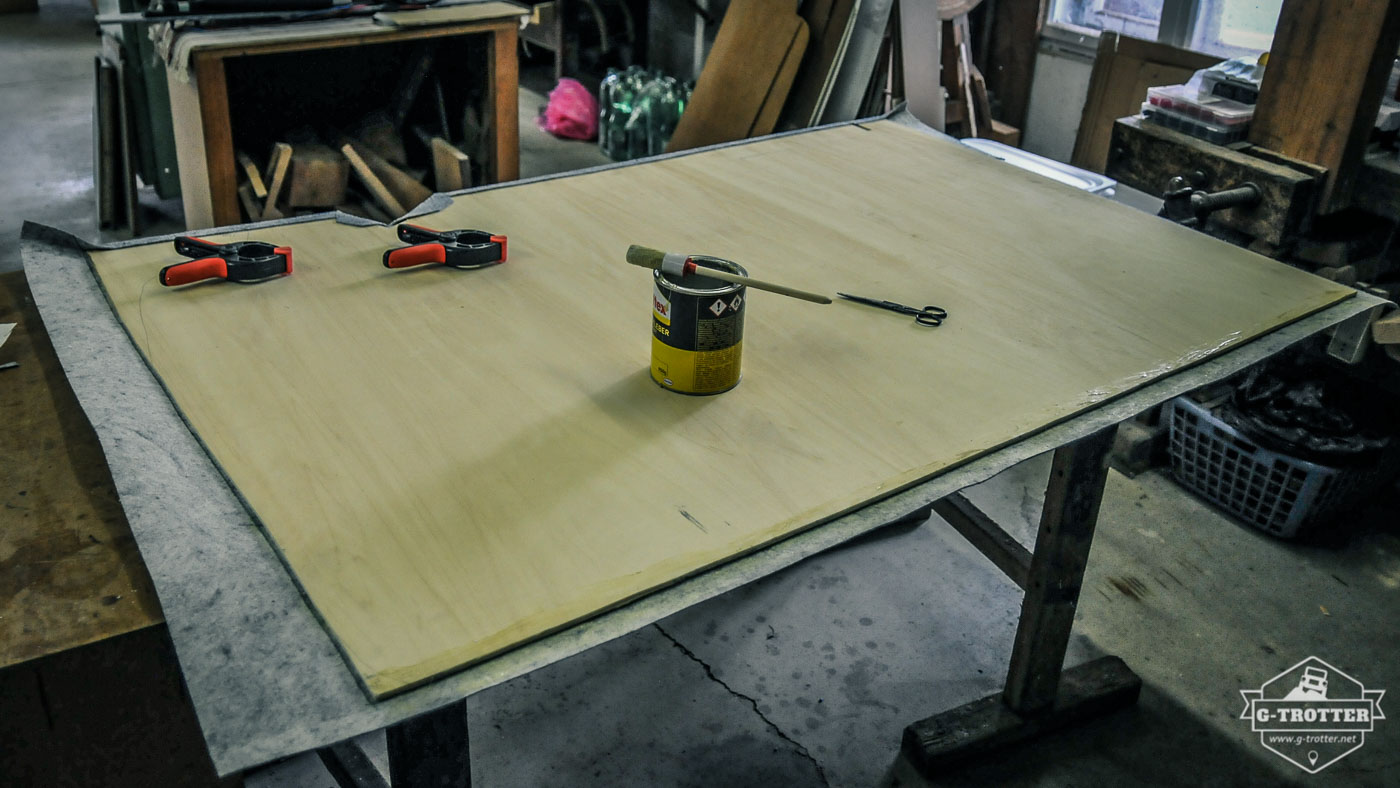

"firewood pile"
[235,100,484,223]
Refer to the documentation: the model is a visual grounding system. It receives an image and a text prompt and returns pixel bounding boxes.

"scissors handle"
[914,308,945,327]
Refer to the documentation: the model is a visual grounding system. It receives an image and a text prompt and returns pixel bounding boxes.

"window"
[1050,0,1163,41]
[1047,0,1285,59]
[1188,0,1286,59]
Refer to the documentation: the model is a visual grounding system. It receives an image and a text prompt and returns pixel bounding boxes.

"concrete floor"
[5,3,1399,786]
[1,0,106,274]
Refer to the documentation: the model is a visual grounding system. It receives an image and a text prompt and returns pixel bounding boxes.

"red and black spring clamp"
[159,236,293,287]
[382,224,508,270]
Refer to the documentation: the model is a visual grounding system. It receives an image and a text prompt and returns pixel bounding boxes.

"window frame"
[1042,0,1272,58]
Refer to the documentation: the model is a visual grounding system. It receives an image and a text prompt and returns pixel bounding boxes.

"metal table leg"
[902,425,1142,775]
[319,699,470,788]
[387,700,471,788]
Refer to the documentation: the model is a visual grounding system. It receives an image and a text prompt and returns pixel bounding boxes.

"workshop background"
[3,0,1400,786]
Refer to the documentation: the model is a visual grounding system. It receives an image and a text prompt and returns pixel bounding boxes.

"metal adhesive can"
[650,255,746,394]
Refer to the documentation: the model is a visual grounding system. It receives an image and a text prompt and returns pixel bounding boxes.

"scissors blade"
[836,292,884,308]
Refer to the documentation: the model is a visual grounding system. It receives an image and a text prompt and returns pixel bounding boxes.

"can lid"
[654,255,748,295]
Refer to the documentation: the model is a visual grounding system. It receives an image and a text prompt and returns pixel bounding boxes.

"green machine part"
[99,0,181,200]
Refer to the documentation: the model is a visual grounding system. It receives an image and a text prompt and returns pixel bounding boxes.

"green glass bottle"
[598,68,621,158]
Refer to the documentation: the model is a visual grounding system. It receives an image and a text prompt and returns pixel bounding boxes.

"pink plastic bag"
[537,78,599,141]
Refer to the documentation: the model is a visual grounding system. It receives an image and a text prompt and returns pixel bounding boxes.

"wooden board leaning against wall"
[88,121,1353,698]
[1072,31,1220,175]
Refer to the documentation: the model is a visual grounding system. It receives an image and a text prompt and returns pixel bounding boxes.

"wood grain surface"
[0,272,162,670]
[88,121,1353,697]
[1248,0,1400,212]
[749,20,810,138]
[666,0,807,152]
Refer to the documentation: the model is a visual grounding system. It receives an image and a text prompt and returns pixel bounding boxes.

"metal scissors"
[837,293,948,326]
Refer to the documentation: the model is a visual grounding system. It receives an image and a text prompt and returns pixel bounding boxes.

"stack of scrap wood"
[1371,305,1400,363]
[233,42,483,222]
[235,117,477,223]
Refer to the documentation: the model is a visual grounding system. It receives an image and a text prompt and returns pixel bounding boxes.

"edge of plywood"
[37,110,1362,700]
[68,205,1356,700]
[24,218,1381,774]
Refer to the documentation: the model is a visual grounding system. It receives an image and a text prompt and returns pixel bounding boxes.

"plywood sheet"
[88,121,1352,698]
[749,20,811,137]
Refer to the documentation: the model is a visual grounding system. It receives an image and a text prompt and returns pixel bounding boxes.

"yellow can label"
[651,337,743,394]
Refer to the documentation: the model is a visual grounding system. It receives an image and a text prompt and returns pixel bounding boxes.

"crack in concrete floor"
[654,623,832,787]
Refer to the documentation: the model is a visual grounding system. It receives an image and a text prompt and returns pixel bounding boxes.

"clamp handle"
[384,244,447,269]
[160,257,229,287]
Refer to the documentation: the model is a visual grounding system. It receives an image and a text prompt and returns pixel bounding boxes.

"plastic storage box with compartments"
[1142,84,1254,145]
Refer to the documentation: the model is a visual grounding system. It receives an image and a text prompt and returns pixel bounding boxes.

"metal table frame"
[21,110,1386,785]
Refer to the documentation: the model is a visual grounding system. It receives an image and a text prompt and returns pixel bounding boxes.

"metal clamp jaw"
[1159,173,1262,228]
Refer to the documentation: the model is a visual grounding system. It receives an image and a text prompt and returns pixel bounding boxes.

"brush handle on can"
[625,245,832,305]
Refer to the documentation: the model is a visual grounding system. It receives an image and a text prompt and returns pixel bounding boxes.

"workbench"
[17,111,1384,784]
[0,270,232,786]
[163,3,525,229]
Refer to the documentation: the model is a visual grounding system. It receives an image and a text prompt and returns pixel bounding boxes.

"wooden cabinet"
[167,11,522,229]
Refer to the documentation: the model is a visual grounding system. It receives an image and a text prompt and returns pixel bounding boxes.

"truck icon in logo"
[1284,666,1329,701]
